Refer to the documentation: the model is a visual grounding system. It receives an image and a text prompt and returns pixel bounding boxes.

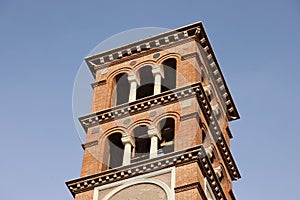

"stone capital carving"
[147,125,162,140]
[151,64,164,78]
[127,71,140,85]
[121,135,135,147]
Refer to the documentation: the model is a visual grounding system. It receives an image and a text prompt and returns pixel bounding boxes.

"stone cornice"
[195,82,241,180]
[198,156,227,200]
[85,23,200,77]
[79,83,201,131]
[66,145,227,200]
[89,38,190,74]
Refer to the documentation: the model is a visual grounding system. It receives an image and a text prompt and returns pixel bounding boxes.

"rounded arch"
[152,112,180,155]
[156,53,182,64]
[115,73,130,105]
[127,118,152,135]
[131,121,152,162]
[152,111,181,127]
[102,126,127,138]
[160,58,177,92]
[107,68,132,107]
[107,132,124,169]
[157,117,175,155]
[132,60,156,74]
[106,67,132,82]
[103,179,173,200]
[101,127,127,169]
[136,65,155,100]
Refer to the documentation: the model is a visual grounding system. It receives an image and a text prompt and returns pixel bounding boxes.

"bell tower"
[66,22,241,200]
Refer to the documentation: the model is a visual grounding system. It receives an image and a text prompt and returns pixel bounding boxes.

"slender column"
[121,135,135,165]
[148,125,162,159]
[152,64,164,95]
[127,72,140,102]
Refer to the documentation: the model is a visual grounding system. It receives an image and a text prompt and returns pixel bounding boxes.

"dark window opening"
[136,66,154,99]
[115,73,130,105]
[158,118,175,155]
[132,125,150,162]
[107,133,124,169]
[161,58,177,92]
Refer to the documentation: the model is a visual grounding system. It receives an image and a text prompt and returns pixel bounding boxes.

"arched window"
[158,118,175,155]
[107,133,124,169]
[115,73,130,105]
[132,125,151,162]
[161,58,176,92]
[136,66,154,99]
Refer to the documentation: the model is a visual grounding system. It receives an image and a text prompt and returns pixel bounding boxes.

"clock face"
[108,183,167,200]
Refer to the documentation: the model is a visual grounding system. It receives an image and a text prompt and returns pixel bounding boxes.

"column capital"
[127,71,140,85]
[147,125,162,140]
[151,64,164,78]
[121,135,135,147]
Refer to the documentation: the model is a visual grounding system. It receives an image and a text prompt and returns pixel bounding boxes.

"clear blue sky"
[0,1,299,199]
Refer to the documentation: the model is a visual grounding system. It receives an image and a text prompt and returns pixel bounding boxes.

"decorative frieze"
[79,83,200,130]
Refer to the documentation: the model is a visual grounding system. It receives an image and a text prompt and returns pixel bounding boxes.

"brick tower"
[66,22,241,200]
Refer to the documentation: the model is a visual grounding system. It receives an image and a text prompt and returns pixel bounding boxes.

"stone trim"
[81,140,98,150]
[91,80,106,89]
[180,112,200,122]
[175,182,207,200]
